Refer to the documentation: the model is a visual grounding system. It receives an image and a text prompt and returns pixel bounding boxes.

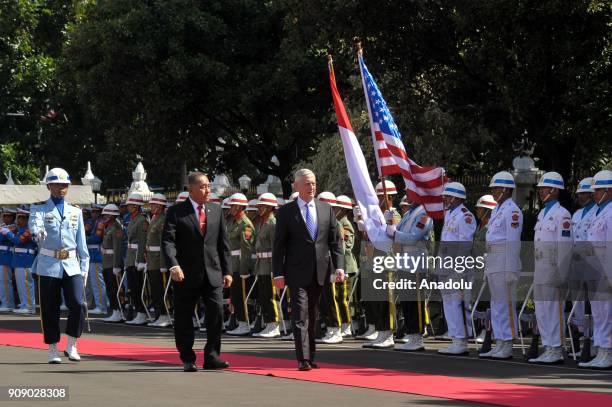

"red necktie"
[197,205,206,234]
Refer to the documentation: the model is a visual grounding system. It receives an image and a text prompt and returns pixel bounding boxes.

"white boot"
[340,323,352,338]
[64,336,81,361]
[491,340,513,359]
[356,324,377,340]
[395,334,425,352]
[126,312,147,325]
[319,327,343,344]
[102,310,123,323]
[439,338,469,355]
[48,343,61,364]
[227,321,250,336]
[281,331,294,341]
[528,346,564,364]
[476,330,486,344]
[371,330,395,348]
[579,347,612,369]
[149,314,172,327]
[88,307,106,315]
[254,322,281,338]
[479,339,503,358]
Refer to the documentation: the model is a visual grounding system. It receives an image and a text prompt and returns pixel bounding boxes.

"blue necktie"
[305,203,317,240]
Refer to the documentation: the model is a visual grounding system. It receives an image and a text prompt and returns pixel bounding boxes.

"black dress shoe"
[298,361,312,371]
[309,361,319,369]
[183,362,198,372]
[203,359,230,370]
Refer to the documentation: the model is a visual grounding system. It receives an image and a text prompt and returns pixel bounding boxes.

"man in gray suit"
[273,169,345,370]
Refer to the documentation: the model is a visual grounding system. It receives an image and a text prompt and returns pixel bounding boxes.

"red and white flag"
[328,58,391,250]
[359,54,447,219]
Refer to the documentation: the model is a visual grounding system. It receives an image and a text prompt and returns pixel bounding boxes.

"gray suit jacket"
[272,199,344,287]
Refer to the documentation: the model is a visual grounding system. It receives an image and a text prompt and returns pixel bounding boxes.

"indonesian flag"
[328,58,391,250]
[359,54,447,219]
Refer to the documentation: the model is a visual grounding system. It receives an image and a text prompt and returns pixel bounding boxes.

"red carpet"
[1,328,611,406]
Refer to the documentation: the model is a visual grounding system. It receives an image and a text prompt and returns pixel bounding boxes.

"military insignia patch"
[562,220,571,229]
[512,213,519,222]
[244,226,253,241]
[420,215,429,223]
[562,230,571,237]
[511,222,519,228]
[461,207,468,213]
[464,215,473,224]
[416,222,425,229]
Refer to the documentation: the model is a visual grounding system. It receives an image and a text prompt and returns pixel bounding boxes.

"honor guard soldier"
[569,178,597,353]
[362,180,401,349]
[85,204,108,315]
[528,172,573,364]
[252,193,281,338]
[436,183,476,355]
[29,168,90,363]
[125,193,149,325]
[386,193,433,352]
[246,199,259,222]
[472,195,497,345]
[100,204,125,323]
[4,209,38,313]
[316,192,345,344]
[0,208,16,311]
[221,198,232,225]
[335,195,358,338]
[146,194,171,327]
[579,170,612,369]
[226,193,255,336]
[480,171,523,360]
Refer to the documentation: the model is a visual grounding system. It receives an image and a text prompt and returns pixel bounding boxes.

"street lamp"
[90,176,102,204]
[81,161,102,204]
[238,175,251,193]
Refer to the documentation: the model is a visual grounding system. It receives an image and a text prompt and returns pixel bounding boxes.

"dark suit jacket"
[272,199,344,287]
[162,199,231,289]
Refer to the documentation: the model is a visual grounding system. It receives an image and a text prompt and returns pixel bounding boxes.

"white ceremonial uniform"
[485,198,523,341]
[585,201,612,350]
[533,201,573,347]
[437,204,476,339]
[570,203,598,331]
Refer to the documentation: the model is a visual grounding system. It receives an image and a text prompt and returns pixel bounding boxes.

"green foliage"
[0,0,610,195]
[0,142,40,184]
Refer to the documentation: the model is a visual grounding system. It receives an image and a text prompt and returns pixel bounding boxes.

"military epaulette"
[461,207,468,213]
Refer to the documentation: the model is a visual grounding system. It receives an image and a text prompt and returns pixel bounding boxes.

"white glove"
[384,210,394,223]
[352,205,362,218]
[0,227,9,235]
[82,272,88,287]
[136,262,146,272]
[112,267,122,276]
[386,224,396,238]
[356,220,365,232]
[160,268,168,273]
[240,274,249,279]
[38,230,47,242]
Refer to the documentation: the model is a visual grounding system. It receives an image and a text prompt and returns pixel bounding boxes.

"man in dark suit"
[273,169,345,371]
[162,172,232,372]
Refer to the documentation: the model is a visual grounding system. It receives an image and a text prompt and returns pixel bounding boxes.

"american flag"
[359,54,447,219]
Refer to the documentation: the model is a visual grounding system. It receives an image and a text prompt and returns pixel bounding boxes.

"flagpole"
[357,42,390,212]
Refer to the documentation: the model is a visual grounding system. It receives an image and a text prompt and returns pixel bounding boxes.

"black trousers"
[173,277,223,364]
[257,275,280,324]
[147,268,167,316]
[290,273,323,362]
[38,272,86,344]
[102,268,120,311]
[126,266,145,312]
